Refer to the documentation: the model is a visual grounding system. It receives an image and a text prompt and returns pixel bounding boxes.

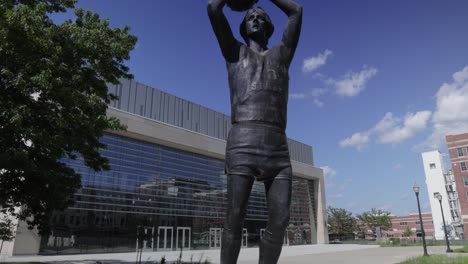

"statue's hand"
[226,0,259,12]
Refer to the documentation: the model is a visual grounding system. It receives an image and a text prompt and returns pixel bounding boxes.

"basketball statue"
[207,0,302,263]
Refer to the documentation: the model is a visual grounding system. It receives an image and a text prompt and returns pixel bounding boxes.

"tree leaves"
[357,208,392,235]
[327,206,357,236]
[0,0,136,234]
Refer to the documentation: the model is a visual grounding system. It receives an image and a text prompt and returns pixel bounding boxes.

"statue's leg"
[221,173,254,264]
[259,168,292,264]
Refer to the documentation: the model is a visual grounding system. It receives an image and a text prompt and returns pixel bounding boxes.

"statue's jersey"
[227,42,290,130]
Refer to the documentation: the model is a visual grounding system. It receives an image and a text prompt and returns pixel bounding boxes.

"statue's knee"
[226,208,244,225]
[270,212,290,232]
[231,207,244,217]
[262,228,284,244]
[223,228,242,240]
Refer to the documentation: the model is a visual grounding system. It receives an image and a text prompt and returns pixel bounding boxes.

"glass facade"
[40,133,316,254]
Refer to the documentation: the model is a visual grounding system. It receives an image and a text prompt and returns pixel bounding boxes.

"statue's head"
[240,7,274,45]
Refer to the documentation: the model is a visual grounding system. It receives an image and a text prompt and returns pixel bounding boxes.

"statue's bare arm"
[207,0,240,62]
[271,0,302,61]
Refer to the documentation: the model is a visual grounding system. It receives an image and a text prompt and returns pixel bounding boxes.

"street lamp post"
[413,183,429,257]
[434,192,453,253]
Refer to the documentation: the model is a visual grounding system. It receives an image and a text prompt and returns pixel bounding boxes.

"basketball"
[226,0,259,12]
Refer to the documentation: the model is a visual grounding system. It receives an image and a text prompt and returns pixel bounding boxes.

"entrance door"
[136,226,155,252]
[242,228,248,248]
[157,226,174,251]
[209,228,222,249]
[176,227,191,250]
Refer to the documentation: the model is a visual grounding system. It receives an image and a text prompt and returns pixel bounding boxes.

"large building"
[446,132,468,239]
[2,79,327,256]
[385,213,434,239]
[421,151,460,239]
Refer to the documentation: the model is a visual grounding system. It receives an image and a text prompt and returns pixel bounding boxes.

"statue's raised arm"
[207,0,240,62]
[271,0,302,62]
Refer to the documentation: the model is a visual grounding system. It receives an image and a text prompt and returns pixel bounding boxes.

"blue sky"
[61,0,468,216]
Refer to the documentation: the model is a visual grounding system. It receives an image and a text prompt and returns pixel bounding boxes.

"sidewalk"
[4,244,460,264]
[269,245,463,264]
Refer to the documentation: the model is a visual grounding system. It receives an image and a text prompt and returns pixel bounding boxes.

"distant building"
[446,132,468,239]
[421,151,461,239]
[355,213,434,240]
[386,213,434,239]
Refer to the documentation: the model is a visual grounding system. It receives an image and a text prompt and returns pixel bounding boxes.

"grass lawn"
[400,255,468,263]
[380,240,464,247]
[453,245,468,253]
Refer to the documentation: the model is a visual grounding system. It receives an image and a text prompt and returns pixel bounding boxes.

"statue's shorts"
[225,122,292,182]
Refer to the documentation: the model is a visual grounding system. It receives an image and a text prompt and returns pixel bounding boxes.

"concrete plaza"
[3,244,462,264]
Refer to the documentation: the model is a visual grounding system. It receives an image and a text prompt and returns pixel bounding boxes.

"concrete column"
[307,179,318,244]
[315,170,329,244]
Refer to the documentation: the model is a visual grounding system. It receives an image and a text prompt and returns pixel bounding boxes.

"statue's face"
[245,11,267,38]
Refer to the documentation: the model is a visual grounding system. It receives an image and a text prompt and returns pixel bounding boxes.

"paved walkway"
[267,245,463,264]
[4,244,462,264]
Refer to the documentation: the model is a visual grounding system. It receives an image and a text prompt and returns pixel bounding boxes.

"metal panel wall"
[107,80,313,165]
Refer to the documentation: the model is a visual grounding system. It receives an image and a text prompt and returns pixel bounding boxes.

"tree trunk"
[0,240,4,254]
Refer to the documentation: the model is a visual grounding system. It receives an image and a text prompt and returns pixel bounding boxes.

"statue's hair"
[240,7,274,45]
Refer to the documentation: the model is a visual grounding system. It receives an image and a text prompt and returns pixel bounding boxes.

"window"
[464,176,468,186]
[429,163,436,169]
[458,147,464,157]
[415,221,421,224]
[399,222,408,226]
[462,162,467,171]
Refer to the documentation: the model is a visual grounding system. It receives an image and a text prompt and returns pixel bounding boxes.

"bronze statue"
[207,0,302,263]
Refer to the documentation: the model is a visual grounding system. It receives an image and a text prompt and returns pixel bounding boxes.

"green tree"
[327,206,357,238]
[0,0,137,234]
[402,227,413,237]
[0,216,14,254]
[357,208,392,236]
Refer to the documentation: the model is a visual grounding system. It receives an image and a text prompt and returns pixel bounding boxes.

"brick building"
[385,213,434,239]
[446,132,468,239]
[355,213,434,240]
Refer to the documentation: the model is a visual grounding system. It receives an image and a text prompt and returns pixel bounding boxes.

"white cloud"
[311,88,327,97]
[339,132,370,150]
[289,88,328,106]
[313,98,324,108]
[311,88,327,107]
[400,193,410,200]
[340,111,431,150]
[338,178,352,192]
[321,166,337,180]
[329,193,344,199]
[322,165,337,188]
[334,66,378,97]
[376,111,432,144]
[373,112,398,133]
[302,49,333,73]
[344,202,357,210]
[421,66,468,149]
[377,203,393,211]
[290,93,307,99]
